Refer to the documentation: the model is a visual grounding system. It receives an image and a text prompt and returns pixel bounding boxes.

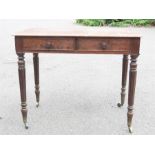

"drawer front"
[22,37,75,51]
[77,38,131,52]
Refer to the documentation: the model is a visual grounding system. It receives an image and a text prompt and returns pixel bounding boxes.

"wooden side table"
[14,28,141,133]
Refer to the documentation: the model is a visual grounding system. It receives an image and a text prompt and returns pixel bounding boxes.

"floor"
[0,20,155,134]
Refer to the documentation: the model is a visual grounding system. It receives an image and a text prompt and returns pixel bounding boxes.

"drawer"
[77,38,131,52]
[22,37,75,51]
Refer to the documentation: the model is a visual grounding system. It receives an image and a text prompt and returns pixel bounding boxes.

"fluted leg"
[127,55,139,133]
[17,53,28,129]
[118,55,129,107]
[33,53,40,107]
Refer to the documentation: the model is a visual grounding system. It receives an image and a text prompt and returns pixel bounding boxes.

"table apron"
[15,36,140,55]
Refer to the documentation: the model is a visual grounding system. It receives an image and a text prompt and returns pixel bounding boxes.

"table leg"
[127,55,139,133]
[118,55,129,107]
[17,53,28,129]
[33,53,40,107]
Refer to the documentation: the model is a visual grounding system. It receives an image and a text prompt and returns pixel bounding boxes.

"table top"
[14,27,141,38]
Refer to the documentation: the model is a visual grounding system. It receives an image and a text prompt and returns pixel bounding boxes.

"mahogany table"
[14,28,141,133]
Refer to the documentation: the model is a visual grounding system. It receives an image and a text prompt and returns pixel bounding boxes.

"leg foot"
[128,126,133,133]
[35,85,40,108]
[36,102,39,108]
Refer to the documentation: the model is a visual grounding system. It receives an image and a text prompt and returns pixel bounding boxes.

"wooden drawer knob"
[44,42,53,49]
[100,42,107,49]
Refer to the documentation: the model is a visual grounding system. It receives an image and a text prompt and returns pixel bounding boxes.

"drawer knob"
[44,42,53,49]
[100,42,107,49]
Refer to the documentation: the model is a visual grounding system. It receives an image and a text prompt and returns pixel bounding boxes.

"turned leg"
[33,53,40,107]
[17,53,28,129]
[118,55,129,107]
[127,55,139,133]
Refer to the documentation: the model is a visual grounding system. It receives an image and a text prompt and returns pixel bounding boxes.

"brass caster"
[36,102,39,108]
[24,123,28,129]
[117,103,123,107]
[128,127,133,134]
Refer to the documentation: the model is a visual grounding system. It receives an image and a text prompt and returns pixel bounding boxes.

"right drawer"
[77,37,131,52]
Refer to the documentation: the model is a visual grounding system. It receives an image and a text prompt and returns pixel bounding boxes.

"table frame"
[15,34,140,133]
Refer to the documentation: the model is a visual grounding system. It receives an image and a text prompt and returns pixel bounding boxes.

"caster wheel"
[117,103,123,107]
[24,123,29,129]
[36,102,39,108]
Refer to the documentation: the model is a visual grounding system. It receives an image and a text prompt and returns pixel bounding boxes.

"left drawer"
[17,37,75,52]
